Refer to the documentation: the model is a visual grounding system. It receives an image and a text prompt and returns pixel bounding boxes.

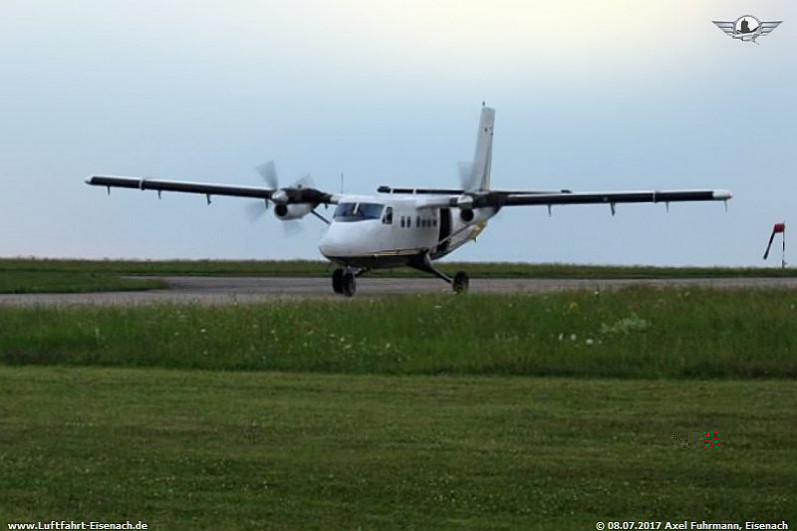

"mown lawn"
[2,287,794,529]
[0,367,794,530]
[2,257,796,280]
[0,271,165,294]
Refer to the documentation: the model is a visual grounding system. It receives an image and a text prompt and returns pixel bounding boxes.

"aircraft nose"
[318,225,341,258]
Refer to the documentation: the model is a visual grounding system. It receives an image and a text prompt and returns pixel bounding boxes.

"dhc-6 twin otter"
[86,106,732,297]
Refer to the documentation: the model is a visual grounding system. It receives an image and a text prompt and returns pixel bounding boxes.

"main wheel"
[341,270,357,297]
[332,268,344,294]
[452,271,469,294]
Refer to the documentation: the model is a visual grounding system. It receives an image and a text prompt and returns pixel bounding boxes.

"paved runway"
[1,276,797,306]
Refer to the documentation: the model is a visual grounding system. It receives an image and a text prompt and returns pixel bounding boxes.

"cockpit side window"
[382,206,393,225]
[358,203,384,220]
[333,202,385,222]
[334,203,357,220]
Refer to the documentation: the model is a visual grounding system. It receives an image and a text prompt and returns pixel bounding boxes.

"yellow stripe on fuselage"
[470,220,488,240]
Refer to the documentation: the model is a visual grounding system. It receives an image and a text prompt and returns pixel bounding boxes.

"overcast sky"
[1,0,794,266]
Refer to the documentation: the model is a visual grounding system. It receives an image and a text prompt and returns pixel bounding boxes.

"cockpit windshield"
[333,202,384,222]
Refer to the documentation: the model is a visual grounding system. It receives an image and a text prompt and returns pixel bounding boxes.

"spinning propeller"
[246,161,322,230]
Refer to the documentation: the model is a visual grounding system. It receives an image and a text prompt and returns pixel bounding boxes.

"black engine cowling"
[274,203,314,220]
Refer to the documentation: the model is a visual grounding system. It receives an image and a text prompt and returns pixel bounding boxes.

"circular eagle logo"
[734,15,761,34]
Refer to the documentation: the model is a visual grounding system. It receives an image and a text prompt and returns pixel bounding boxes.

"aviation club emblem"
[712,15,782,44]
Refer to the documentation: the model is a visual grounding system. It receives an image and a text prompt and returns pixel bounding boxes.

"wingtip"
[713,189,733,200]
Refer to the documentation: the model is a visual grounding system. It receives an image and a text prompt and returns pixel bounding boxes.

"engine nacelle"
[459,207,496,224]
[274,203,314,220]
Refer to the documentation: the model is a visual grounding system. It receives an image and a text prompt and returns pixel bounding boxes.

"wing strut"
[310,209,330,225]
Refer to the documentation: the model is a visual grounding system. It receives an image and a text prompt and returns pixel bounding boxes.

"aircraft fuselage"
[318,195,495,269]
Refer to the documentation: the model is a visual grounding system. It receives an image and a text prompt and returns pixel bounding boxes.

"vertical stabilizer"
[465,106,495,192]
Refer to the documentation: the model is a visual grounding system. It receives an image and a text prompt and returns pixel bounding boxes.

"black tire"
[453,271,469,294]
[342,271,357,297]
[332,268,344,294]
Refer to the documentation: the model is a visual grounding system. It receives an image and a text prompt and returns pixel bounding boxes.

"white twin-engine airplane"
[87,106,732,297]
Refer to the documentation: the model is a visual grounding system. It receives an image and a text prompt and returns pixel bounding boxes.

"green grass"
[1,288,796,378]
[2,257,796,279]
[1,367,794,530]
[0,271,165,294]
[2,257,795,294]
[2,284,794,528]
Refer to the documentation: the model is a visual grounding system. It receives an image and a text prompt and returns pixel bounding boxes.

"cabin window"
[382,207,393,225]
[333,202,385,222]
[416,216,421,228]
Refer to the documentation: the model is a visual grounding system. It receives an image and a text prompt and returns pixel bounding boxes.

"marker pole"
[782,224,787,269]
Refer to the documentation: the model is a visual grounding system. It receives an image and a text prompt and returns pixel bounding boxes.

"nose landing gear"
[331,268,358,297]
[331,256,469,297]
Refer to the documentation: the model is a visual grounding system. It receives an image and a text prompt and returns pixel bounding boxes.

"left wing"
[494,189,732,207]
[411,188,732,211]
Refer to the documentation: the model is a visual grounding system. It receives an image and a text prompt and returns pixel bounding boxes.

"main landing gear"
[452,271,469,294]
[331,256,469,297]
[410,254,469,294]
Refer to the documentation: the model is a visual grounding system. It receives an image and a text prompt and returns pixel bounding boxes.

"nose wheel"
[331,268,357,297]
[332,268,344,294]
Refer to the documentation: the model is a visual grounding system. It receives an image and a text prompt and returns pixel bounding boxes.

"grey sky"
[1,0,794,265]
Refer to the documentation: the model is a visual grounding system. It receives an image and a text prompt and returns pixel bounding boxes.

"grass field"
[1,367,794,530]
[1,287,795,529]
[1,258,796,293]
[2,288,796,378]
[0,271,165,294]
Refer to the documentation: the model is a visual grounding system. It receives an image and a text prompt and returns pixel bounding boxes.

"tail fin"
[465,106,495,192]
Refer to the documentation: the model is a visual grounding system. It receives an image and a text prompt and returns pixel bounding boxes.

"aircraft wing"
[414,188,731,210]
[495,189,732,207]
[86,175,336,205]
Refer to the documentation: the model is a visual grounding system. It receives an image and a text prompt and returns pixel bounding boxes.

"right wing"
[86,175,336,205]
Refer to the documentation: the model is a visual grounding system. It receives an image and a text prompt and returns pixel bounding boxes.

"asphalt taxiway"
[1,276,797,306]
